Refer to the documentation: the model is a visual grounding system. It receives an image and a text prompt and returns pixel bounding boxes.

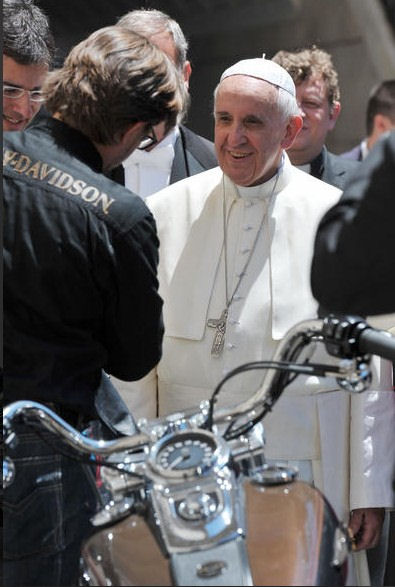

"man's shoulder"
[147,166,222,223]
[325,148,360,173]
[321,147,360,190]
[150,166,221,201]
[373,130,395,160]
[3,124,151,230]
[290,163,342,195]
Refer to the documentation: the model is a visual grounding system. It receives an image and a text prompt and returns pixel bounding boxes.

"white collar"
[122,125,179,169]
[154,125,180,150]
[234,153,287,200]
[295,162,311,174]
[360,139,370,160]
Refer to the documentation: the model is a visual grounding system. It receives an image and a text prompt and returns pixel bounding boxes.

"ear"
[374,113,394,133]
[281,115,303,149]
[328,101,341,130]
[183,60,192,89]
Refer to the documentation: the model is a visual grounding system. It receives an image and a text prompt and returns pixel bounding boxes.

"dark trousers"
[383,511,395,586]
[3,424,98,586]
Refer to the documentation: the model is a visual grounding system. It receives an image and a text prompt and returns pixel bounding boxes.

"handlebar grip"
[359,328,395,362]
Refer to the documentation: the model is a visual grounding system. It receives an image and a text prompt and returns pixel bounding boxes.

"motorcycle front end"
[79,407,349,586]
[5,315,394,586]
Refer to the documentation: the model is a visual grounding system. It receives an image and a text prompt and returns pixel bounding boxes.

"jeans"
[3,423,98,586]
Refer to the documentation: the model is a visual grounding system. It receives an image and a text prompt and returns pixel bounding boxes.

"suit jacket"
[310,145,360,190]
[109,125,217,187]
[312,132,395,315]
[340,143,364,161]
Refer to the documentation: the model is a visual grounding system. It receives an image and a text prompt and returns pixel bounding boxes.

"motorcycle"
[3,315,395,586]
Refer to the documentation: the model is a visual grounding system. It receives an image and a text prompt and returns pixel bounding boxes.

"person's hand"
[348,508,385,550]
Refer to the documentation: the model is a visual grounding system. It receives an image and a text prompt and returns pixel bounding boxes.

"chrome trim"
[250,464,298,486]
[332,525,350,568]
[3,401,150,455]
[148,428,230,481]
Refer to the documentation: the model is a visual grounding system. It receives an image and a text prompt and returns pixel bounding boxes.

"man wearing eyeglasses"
[2,0,55,132]
[3,25,185,586]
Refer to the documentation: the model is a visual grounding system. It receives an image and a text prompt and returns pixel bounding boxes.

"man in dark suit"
[109,8,217,200]
[341,79,395,162]
[272,46,359,190]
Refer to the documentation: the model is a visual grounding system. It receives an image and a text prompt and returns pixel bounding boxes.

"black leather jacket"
[311,132,395,316]
[3,118,163,417]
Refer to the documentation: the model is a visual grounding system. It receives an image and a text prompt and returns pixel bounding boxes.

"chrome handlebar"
[3,400,151,456]
[4,316,394,487]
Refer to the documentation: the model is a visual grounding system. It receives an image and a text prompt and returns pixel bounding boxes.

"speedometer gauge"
[149,429,228,479]
[159,434,215,471]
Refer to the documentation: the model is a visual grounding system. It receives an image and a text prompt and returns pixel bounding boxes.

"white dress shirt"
[122,126,179,199]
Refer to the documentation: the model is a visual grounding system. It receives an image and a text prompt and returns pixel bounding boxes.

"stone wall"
[185,0,395,153]
[40,0,395,153]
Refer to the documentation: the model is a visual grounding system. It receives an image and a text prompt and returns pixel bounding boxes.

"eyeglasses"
[137,125,158,151]
[3,83,45,103]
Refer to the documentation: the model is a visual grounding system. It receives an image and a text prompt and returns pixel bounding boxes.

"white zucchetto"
[220,56,295,97]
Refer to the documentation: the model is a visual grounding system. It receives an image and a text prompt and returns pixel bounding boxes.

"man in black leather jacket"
[311,131,395,315]
[311,131,395,587]
[3,26,184,586]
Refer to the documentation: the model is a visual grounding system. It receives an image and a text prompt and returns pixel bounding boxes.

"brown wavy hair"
[272,46,340,107]
[43,26,186,145]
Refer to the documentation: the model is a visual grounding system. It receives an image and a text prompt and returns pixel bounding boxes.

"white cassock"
[119,155,395,586]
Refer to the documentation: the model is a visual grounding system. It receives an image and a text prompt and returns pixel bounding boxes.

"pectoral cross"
[207,308,228,357]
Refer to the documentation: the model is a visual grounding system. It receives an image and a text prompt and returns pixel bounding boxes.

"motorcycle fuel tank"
[80,479,347,586]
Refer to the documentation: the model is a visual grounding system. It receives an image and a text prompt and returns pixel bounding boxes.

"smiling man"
[3,0,55,131]
[121,56,395,587]
[273,46,359,190]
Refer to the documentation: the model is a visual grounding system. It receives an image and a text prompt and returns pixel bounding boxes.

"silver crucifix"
[207,308,228,357]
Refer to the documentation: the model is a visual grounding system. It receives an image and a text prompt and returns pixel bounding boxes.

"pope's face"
[3,55,48,132]
[287,75,340,165]
[214,76,290,186]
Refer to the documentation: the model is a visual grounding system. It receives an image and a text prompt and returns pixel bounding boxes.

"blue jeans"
[3,424,98,586]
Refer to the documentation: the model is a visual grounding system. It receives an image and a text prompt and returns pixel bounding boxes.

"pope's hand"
[348,507,385,550]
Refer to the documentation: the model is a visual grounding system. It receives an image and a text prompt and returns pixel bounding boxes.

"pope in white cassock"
[120,57,395,586]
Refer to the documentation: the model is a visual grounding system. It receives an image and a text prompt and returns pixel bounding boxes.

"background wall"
[38,0,395,153]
